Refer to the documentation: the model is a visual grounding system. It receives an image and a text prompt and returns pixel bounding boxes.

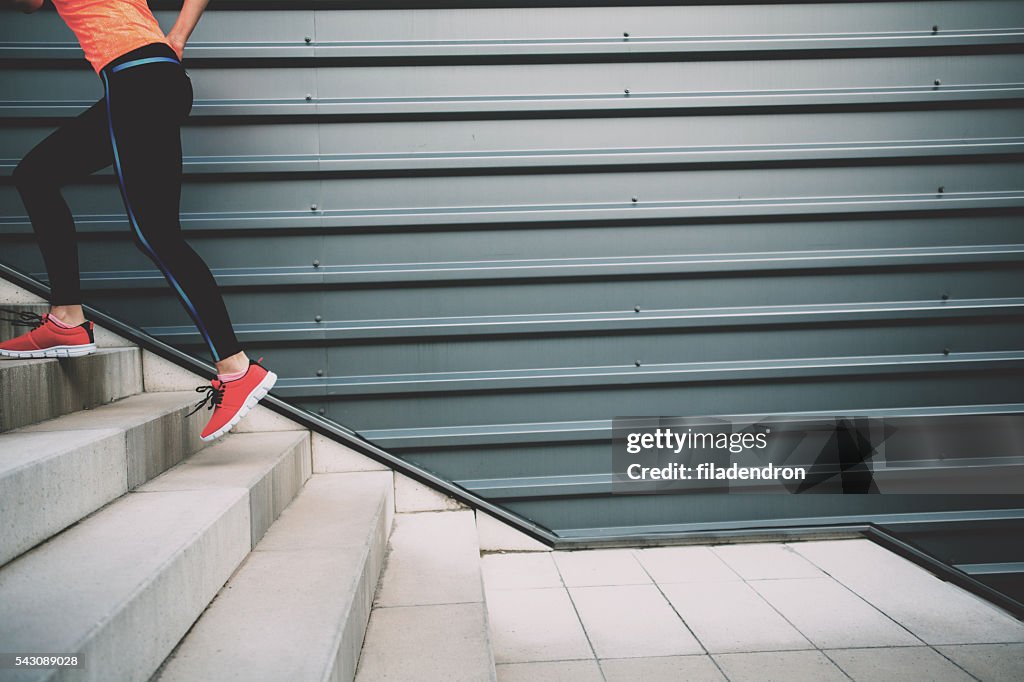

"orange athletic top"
[50,0,172,73]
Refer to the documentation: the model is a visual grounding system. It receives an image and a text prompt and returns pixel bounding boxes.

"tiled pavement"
[481,539,1024,681]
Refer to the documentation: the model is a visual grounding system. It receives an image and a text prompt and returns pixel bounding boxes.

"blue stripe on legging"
[111,57,180,73]
[101,70,221,361]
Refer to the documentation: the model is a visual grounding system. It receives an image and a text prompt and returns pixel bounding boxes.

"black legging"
[12,42,242,362]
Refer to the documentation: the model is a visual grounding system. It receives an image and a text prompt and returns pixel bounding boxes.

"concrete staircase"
[0,278,512,682]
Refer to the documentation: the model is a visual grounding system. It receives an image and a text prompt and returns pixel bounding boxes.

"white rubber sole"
[0,343,97,359]
[200,370,278,442]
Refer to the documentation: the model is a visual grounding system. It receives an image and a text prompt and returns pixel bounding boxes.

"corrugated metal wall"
[2,1,1023,539]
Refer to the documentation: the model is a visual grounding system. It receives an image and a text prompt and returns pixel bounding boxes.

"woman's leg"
[13,99,114,322]
[101,58,246,370]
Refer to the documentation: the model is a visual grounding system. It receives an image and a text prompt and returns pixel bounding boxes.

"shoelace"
[185,357,268,418]
[0,307,46,329]
[186,382,225,417]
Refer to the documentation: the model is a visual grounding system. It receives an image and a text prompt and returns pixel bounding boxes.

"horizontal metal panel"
[44,266,1024,326]
[310,30,1024,59]
[305,366,1024,430]
[3,163,1023,233]
[461,461,1024,499]
[270,350,1024,396]
[257,244,1024,281]
[15,85,1024,120]
[0,10,316,60]
[5,188,1022,231]
[4,134,1024,176]
[553,463,1024,497]
[144,298,1024,344]
[153,311,1024,380]
[307,2,1024,47]
[416,443,612,484]
[360,403,1024,449]
[304,54,1024,100]
[10,28,1023,61]
[4,53,1024,119]
[149,305,1024,374]
[5,3,1024,60]
[887,517,1024,567]
[6,109,1022,176]
[538,495,1024,539]
[157,316,1024,378]
[552,501,1024,537]
[6,213,1024,269]
[22,243,1023,289]
[2,3,1024,62]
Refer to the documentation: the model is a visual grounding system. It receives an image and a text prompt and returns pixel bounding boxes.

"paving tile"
[661,581,812,653]
[553,548,651,587]
[711,543,824,580]
[751,577,921,649]
[633,546,741,584]
[496,659,603,682]
[600,655,726,681]
[486,588,593,663]
[936,643,1024,682]
[792,540,1024,645]
[713,651,849,682]
[482,553,563,591]
[569,584,703,659]
[355,602,494,682]
[374,510,483,607]
[825,646,974,681]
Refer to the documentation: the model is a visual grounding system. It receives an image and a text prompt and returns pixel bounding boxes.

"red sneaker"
[187,357,278,441]
[0,309,96,359]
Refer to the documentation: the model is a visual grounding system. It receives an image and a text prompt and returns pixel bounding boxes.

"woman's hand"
[5,0,45,13]
[167,32,186,60]
[166,0,210,60]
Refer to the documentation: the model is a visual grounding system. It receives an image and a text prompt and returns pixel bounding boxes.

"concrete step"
[0,390,215,568]
[354,510,498,682]
[0,347,143,433]
[152,471,394,682]
[0,430,310,682]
